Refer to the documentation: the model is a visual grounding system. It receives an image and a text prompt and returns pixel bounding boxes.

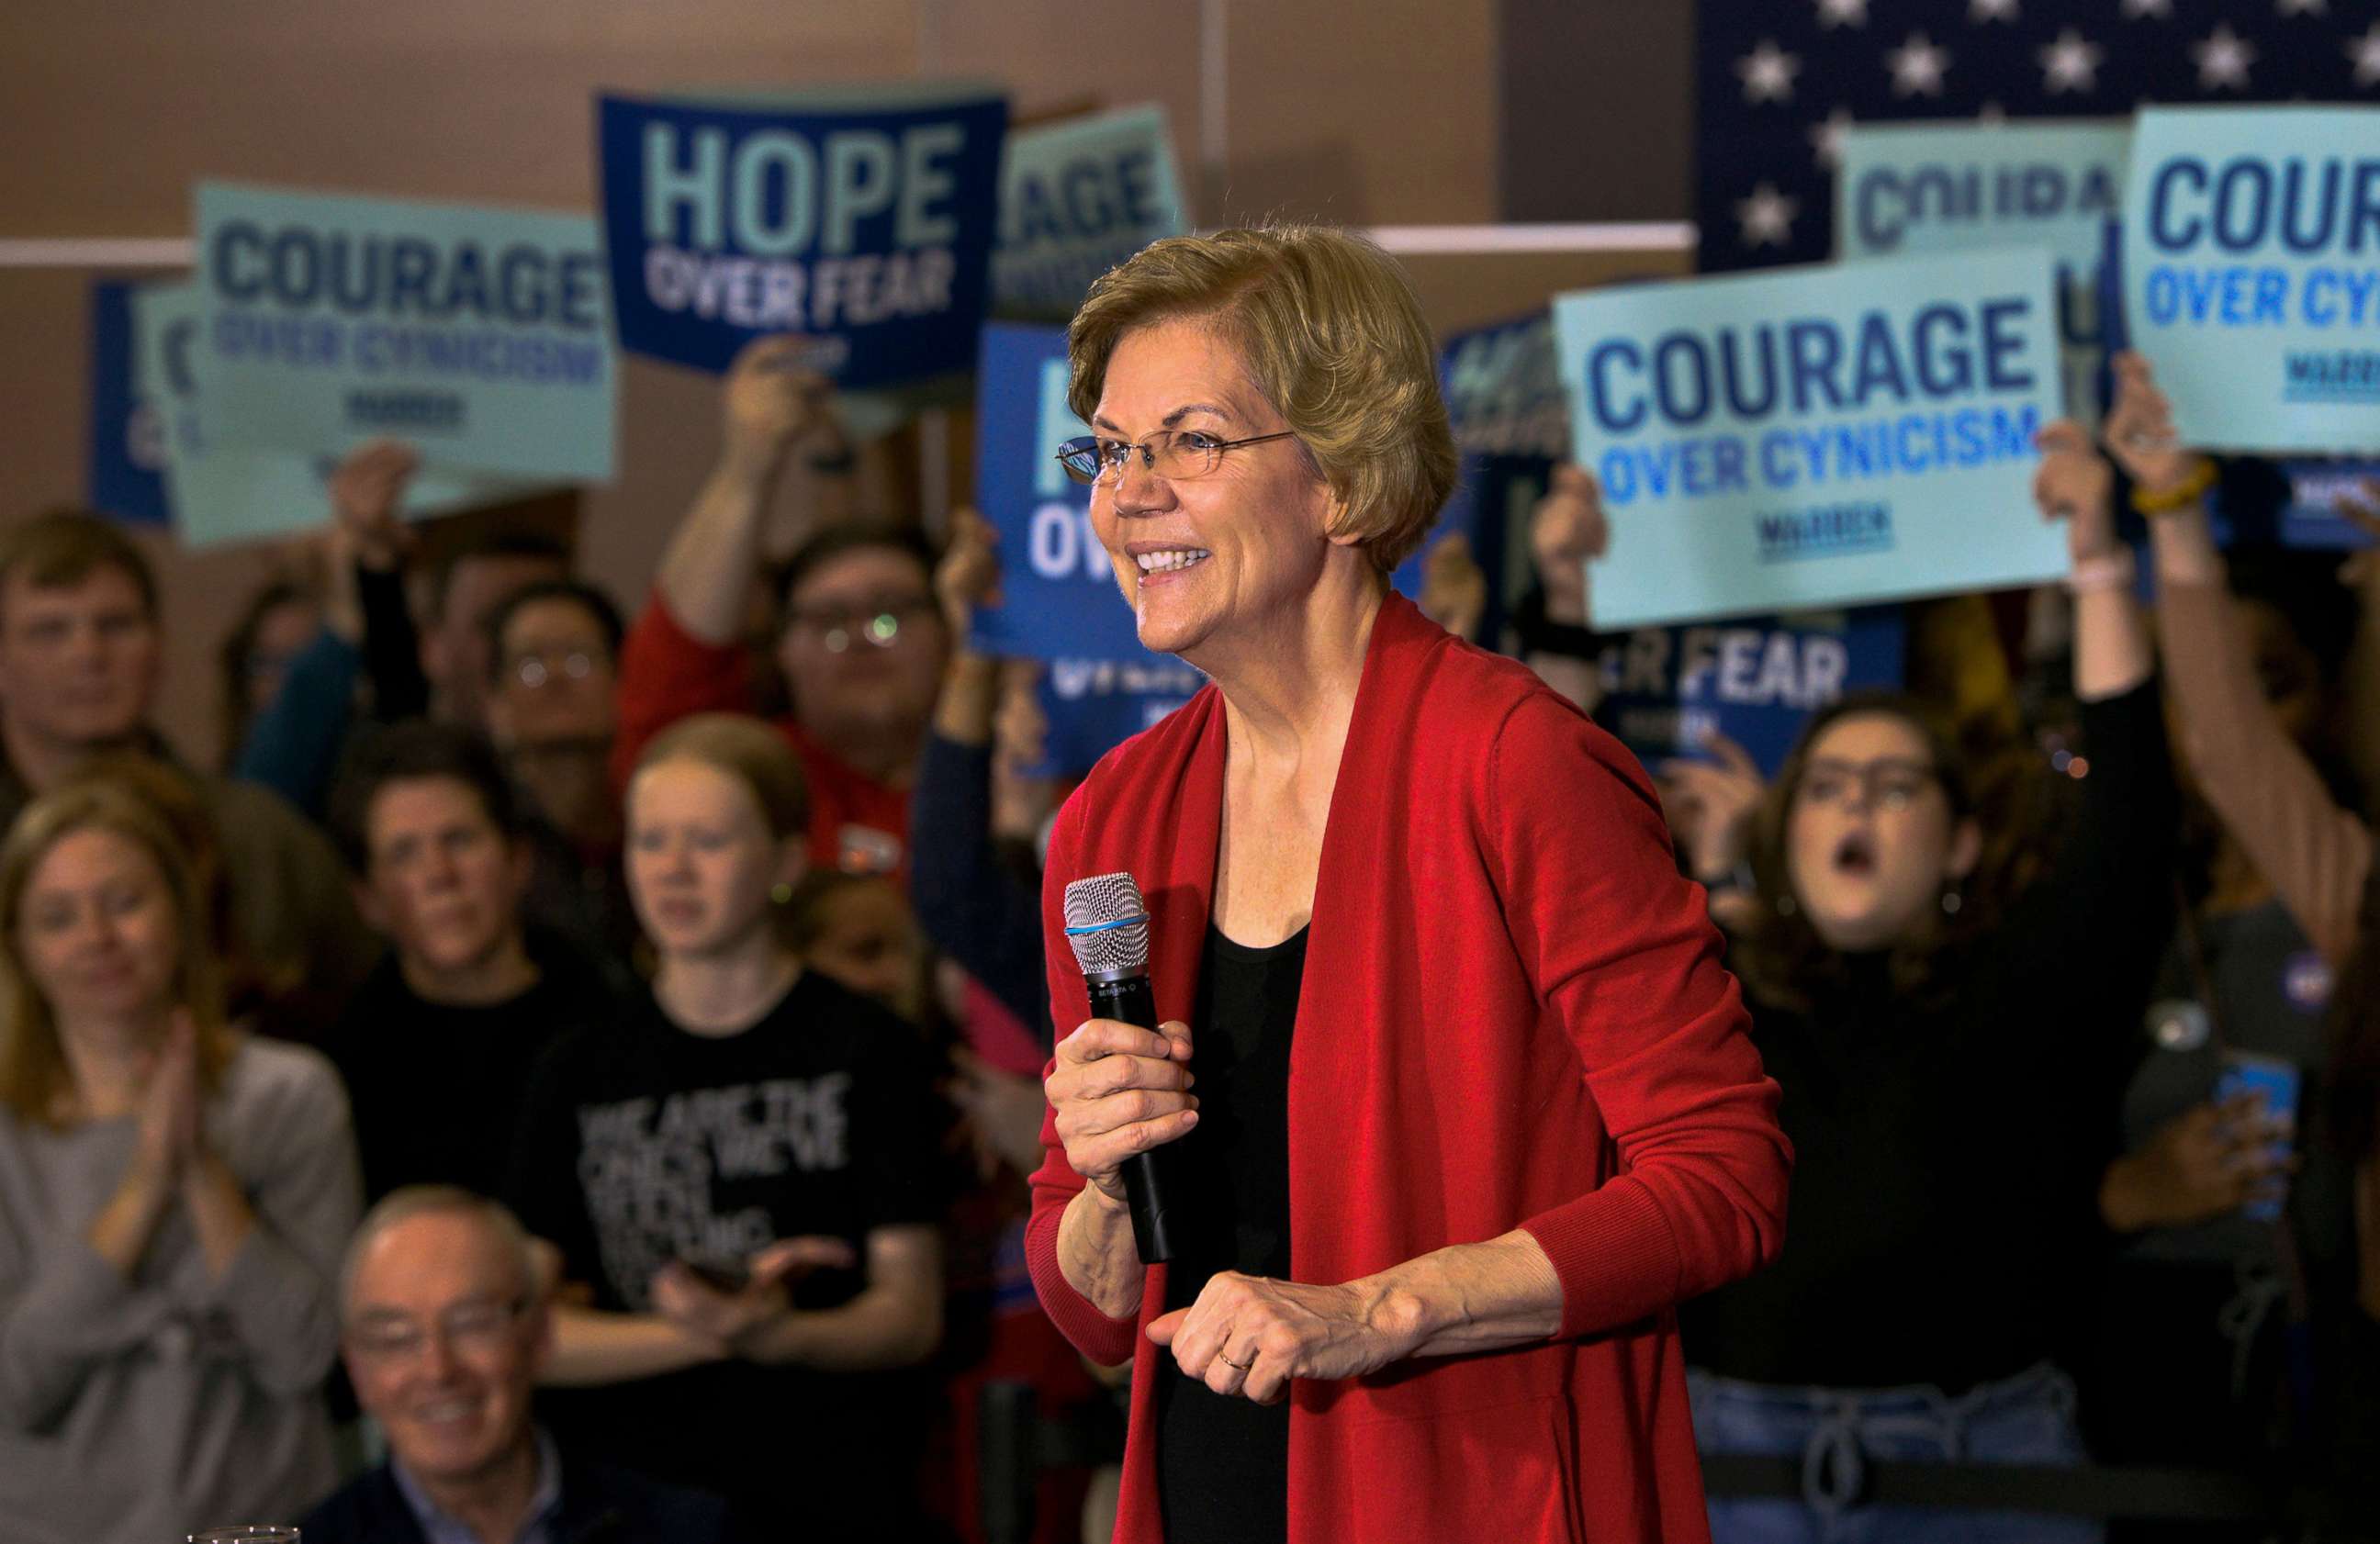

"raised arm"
[657,336,836,646]
[2033,419,2152,703]
[2108,352,2372,964]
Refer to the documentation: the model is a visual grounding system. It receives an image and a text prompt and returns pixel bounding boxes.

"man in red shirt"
[611,336,949,878]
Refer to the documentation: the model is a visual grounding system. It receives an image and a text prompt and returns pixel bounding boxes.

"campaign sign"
[86,280,170,526]
[1440,309,1568,461]
[2122,106,2380,454]
[994,105,1187,318]
[598,84,1008,386]
[192,182,616,482]
[1839,120,2129,424]
[1595,606,1904,777]
[1035,655,1207,778]
[138,284,511,548]
[968,322,1201,772]
[1551,249,2065,629]
[2271,458,2380,548]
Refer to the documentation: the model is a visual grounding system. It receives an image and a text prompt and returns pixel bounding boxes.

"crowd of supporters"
[1,313,2375,1544]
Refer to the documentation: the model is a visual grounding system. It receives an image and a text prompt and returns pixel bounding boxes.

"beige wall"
[0,0,1659,766]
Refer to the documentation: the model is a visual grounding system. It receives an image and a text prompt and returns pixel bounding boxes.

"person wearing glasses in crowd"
[302,1187,736,1544]
[1027,225,1791,1544]
[612,336,948,880]
[0,778,359,1542]
[1659,422,2174,1543]
[482,580,638,967]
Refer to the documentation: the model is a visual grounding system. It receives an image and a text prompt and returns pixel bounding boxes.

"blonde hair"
[633,713,810,843]
[1066,224,1459,573]
[0,780,231,1125]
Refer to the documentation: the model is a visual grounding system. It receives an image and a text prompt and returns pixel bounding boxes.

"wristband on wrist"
[2129,457,2217,516]
[2067,549,2138,595]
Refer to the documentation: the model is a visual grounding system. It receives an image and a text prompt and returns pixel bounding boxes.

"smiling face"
[343,1209,543,1491]
[626,758,802,960]
[14,825,181,1029]
[1784,711,1980,953]
[1087,319,1341,663]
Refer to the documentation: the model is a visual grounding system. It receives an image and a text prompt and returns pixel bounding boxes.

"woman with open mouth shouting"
[1669,418,2175,1544]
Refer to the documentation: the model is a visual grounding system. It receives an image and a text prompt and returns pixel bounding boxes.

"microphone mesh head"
[1062,872,1151,976]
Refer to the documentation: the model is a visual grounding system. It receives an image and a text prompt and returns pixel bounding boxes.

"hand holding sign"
[327,439,422,573]
[1529,465,1610,626]
[2031,420,2118,565]
[722,335,835,482]
[2102,352,2204,501]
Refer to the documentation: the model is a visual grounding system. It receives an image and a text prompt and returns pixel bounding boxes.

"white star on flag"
[1736,39,1802,104]
[2351,23,2380,86]
[1886,33,1950,97]
[1814,0,1869,28]
[2275,0,2326,17]
[1809,106,1855,169]
[1970,0,2019,23]
[2193,24,2257,90]
[1736,183,1800,248]
[2120,0,2172,17]
[2038,28,2104,93]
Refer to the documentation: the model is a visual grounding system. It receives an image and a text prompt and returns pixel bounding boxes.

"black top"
[1681,683,2174,1394]
[324,931,603,1201]
[1156,923,1308,1544]
[504,969,950,1537]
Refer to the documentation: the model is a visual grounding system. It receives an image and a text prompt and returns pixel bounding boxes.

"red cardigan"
[1026,593,1791,1544]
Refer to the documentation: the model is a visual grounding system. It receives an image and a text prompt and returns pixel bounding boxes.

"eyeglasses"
[1795,757,1941,812]
[1055,429,1299,487]
[511,650,600,689]
[787,595,937,654]
[347,1297,528,1363]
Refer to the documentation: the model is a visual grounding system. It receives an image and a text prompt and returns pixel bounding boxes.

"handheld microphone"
[1062,871,1180,1264]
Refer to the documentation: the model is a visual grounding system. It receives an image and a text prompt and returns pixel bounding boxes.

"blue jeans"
[1687,1362,2104,1544]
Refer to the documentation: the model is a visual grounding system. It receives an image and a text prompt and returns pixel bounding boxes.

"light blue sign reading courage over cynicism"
[193,182,618,483]
[137,283,517,548]
[1838,119,2128,424]
[994,105,1187,318]
[1551,248,2065,629]
[2123,106,2380,454]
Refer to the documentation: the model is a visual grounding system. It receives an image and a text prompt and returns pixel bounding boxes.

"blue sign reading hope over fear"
[599,84,1008,386]
[2123,106,2380,454]
[1552,249,2066,629]
[1595,607,1904,777]
[193,182,617,483]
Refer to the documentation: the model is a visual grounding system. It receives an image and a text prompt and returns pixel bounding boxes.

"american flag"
[1695,0,2380,274]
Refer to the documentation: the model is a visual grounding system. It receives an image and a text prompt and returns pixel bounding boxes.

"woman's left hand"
[1146,1270,1420,1405]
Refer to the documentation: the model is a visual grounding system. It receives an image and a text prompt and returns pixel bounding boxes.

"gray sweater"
[0,1037,360,1544]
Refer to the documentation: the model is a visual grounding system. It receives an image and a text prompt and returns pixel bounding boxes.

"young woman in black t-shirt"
[509,712,946,1538]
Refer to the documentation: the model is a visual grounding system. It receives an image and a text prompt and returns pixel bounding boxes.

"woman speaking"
[1027,225,1792,1544]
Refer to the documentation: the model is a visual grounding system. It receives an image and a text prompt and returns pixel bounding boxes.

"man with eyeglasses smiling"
[302,1187,736,1544]
[611,336,948,882]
